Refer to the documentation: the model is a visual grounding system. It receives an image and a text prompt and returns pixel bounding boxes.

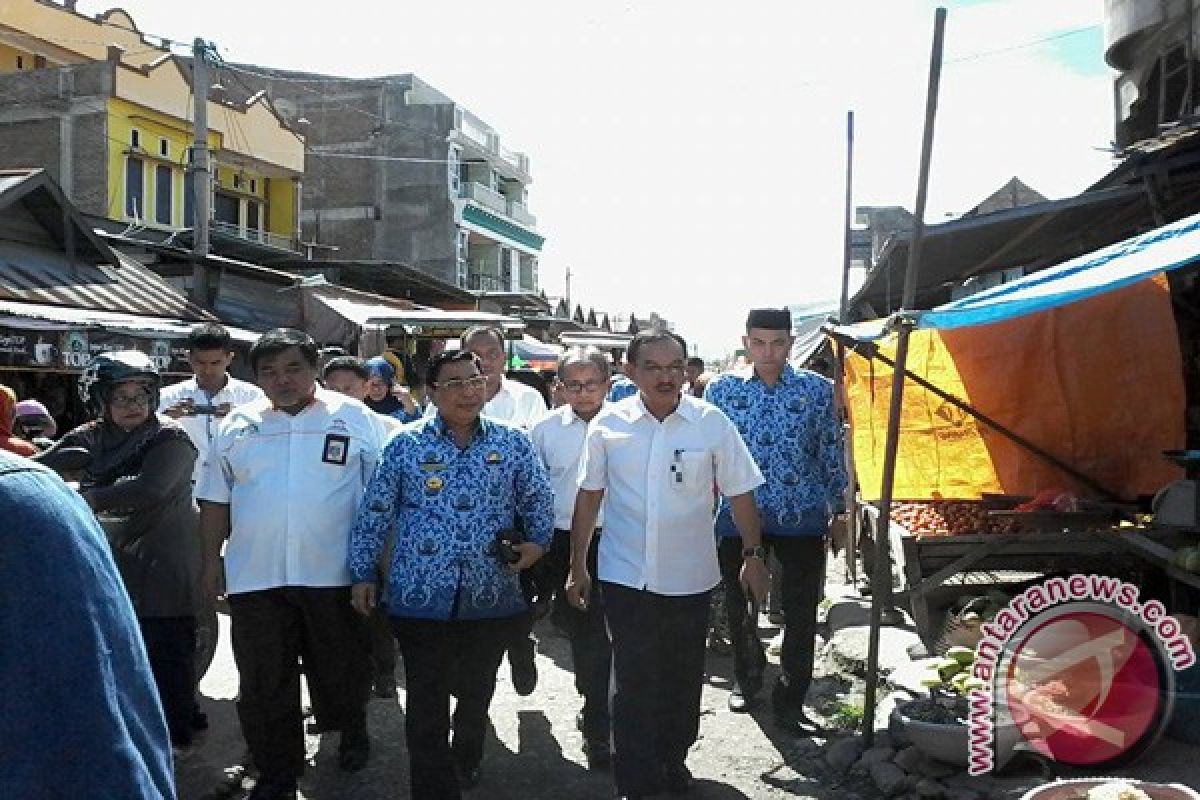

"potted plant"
[893,646,1019,768]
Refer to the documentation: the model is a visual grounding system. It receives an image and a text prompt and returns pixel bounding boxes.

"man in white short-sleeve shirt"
[159,322,264,486]
[196,328,391,797]
[566,329,770,800]
[529,346,612,769]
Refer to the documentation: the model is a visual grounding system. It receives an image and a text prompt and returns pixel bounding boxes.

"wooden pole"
[862,7,947,747]
[835,109,858,583]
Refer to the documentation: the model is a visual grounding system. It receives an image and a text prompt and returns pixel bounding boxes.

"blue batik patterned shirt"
[705,364,848,538]
[349,412,554,620]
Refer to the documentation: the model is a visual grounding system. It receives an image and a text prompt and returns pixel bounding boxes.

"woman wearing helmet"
[37,350,203,749]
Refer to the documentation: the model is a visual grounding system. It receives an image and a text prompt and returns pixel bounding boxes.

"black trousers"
[718,534,824,706]
[391,615,519,800]
[602,581,710,797]
[544,529,611,741]
[368,605,397,681]
[228,587,371,783]
[139,616,197,747]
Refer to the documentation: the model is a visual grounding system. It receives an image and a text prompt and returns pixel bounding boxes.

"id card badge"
[322,434,350,465]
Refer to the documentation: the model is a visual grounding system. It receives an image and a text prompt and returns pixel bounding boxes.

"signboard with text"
[0,325,191,374]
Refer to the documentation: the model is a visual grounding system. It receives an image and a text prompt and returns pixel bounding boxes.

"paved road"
[176,611,814,800]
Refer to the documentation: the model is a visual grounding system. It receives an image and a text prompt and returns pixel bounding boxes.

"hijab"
[0,386,37,457]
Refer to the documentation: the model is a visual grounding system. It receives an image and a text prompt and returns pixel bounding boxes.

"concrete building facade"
[0,0,305,255]
[221,66,544,292]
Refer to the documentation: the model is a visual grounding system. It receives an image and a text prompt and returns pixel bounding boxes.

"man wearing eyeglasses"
[458,324,548,697]
[350,350,553,798]
[566,329,770,800]
[529,346,613,769]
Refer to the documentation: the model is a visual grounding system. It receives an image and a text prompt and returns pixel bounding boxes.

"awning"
[0,300,259,373]
[343,303,520,335]
[310,293,416,327]
[834,208,1200,341]
[558,331,632,349]
[0,300,259,341]
[512,335,562,369]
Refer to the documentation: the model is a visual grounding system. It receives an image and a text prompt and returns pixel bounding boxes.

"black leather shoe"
[509,637,538,696]
[338,726,370,771]
[583,738,612,770]
[661,762,692,794]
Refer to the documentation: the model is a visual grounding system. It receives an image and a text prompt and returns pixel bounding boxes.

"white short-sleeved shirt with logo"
[578,393,764,596]
[158,375,265,485]
[195,387,391,595]
[530,404,604,531]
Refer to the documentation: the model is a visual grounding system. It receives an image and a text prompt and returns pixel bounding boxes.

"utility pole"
[564,266,572,315]
[190,37,212,305]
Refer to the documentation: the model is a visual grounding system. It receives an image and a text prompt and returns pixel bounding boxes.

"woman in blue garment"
[364,354,422,423]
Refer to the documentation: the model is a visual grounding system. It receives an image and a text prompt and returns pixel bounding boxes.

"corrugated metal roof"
[0,300,257,341]
[0,170,213,322]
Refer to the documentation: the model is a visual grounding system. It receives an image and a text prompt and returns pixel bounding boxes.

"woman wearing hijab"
[0,385,37,457]
[364,354,421,422]
[13,398,58,450]
[37,351,202,749]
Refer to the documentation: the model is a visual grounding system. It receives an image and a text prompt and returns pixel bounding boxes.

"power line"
[945,24,1101,65]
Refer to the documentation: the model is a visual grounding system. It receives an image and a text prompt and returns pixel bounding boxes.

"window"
[154,165,173,225]
[130,129,140,149]
[16,56,23,70]
[232,173,242,190]
[159,138,169,158]
[183,170,194,227]
[214,192,239,226]
[249,178,257,194]
[124,157,144,219]
[501,247,514,291]
[246,200,261,240]
[448,146,462,195]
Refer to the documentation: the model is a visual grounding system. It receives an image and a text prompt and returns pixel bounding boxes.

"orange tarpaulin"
[844,275,1186,501]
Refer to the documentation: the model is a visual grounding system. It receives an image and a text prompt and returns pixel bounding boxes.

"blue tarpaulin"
[835,210,1200,340]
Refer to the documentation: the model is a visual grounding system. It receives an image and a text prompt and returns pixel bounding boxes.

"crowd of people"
[0,309,848,800]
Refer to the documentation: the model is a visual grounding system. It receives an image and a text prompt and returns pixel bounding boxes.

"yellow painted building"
[0,0,304,250]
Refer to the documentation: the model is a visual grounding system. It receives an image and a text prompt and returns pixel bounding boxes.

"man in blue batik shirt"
[704,308,848,734]
[349,349,554,799]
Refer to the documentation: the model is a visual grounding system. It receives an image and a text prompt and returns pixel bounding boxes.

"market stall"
[833,208,1200,647]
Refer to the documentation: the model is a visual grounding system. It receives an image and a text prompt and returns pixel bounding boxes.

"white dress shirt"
[158,375,265,485]
[578,393,764,596]
[530,404,604,530]
[195,387,392,595]
[484,378,547,430]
